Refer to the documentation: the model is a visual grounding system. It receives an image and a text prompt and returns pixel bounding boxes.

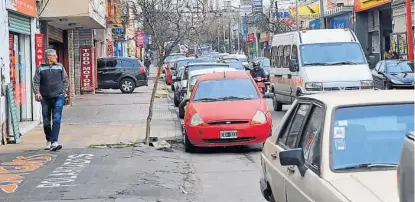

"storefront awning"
[324,6,354,17]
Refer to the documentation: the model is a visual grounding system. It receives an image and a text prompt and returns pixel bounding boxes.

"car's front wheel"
[174,93,180,107]
[178,105,185,118]
[272,94,282,111]
[120,78,135,93]
[183,131,196,153]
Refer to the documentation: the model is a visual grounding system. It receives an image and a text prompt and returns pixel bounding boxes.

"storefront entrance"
[9,33,33,122]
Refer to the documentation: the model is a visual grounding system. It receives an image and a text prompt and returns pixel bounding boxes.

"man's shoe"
[50,142,62,151]
[45,141,51,150]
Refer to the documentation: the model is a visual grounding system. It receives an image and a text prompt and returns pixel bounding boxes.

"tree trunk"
[145,44,163,145]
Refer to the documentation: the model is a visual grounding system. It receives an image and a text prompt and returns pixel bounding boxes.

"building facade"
[354,0,393,62]
[391,0,414,59]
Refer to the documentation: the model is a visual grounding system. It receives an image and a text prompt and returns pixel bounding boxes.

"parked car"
[162,53,186,73]
[222,60,245,71]
[260,90,414,202]
[97,57,148,93]
[178,67,238,107]
[223,54,249,69]
[174,63,231,112]
[372,60,414,89]
[398,131,414,202]
[172,66,185,92]
[180,71,274,152]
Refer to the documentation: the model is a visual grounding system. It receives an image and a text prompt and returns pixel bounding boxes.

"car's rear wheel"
[174,94,180,107]
[272,94,282,111]
[183,131,196,153]
[179,105,185,118]
[120,78,135,93]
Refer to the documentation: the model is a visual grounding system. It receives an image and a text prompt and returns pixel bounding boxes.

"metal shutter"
[8,12,31,35]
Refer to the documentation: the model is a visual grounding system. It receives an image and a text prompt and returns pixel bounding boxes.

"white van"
[269,29,374,111]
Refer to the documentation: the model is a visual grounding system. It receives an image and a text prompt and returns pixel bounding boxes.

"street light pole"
[405,0,413,61]
[319,0,325,28]
[296,0,299,30]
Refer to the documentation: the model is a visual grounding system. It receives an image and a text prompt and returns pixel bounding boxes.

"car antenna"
[223,70,226,78]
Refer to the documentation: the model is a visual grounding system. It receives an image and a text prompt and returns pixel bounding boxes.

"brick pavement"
[0,67,182,153]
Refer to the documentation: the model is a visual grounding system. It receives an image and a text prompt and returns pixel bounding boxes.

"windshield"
[190,58,217,63]
[237,58,247,62]
[386,61,414,73]
[177,59,194,68]
[193,78,259,101]
[226,62,244,70]
[261,59,270,67]
[331,103,414,170]
[164,55,184,63]
[300,42,366,66]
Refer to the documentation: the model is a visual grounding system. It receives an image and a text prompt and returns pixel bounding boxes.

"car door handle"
[270,153,278,159]
[287,166,295,174]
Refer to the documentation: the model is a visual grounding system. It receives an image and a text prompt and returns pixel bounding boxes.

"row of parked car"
[162,49,414,202]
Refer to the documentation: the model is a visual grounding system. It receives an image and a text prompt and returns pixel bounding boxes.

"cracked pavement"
[0,68,290,201]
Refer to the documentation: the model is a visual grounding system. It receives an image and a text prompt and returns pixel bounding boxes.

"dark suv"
[97,57,148,93]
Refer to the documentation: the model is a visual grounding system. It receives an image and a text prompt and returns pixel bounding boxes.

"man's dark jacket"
[33,63,69,98]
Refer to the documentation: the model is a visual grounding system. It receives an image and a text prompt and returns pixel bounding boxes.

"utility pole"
[229,19,231,53]
[405,0,414,61]
[296,0,299,30]
[319,0,325,29]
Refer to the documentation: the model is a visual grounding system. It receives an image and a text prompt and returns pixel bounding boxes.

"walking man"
[144,53,151,76]
[33,49,69,151]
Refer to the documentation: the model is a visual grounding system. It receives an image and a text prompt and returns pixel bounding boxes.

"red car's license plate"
[220,131,238,139]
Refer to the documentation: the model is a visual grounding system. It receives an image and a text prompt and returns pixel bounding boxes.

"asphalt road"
[173,98,291,202]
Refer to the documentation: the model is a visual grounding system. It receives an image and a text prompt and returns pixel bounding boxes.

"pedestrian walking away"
[32,49,69,151]
[144,53,151,75]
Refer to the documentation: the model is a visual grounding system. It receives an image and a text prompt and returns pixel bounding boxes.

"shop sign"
[7,0,37,17]
[106,41,114,56]
[35,34,44,67]
[247,33,255,42]
[80,46,94,92]
[259,32,270,42]
[354,0,391,12]
[136,31,145,46]
[309,19,321,29]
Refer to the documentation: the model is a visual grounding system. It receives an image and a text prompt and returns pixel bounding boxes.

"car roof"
[98,57,138,60]
[186,62,227,67]
[173,57,195,62]
[302,90,414,108]
[224,54,246,58]
[189,67,238,76]
[198,71,250,81]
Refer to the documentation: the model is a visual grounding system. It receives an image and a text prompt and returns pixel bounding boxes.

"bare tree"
[132,0,204,145]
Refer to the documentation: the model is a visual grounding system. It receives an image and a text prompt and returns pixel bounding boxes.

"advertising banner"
[252,0,263,13]
[135,31,145,46]
[106,41,114,56]
[242,16,248,38]
[247,33,255,42]
[35,34,44,67]
[80,46,94,92]
[354,0,391,12]
[309,19,321,29]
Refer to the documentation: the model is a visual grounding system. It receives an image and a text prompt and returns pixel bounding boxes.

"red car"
[182,71,273,152]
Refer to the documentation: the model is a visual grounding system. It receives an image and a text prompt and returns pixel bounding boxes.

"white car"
[223,54,249,69]
[260,90,414,202]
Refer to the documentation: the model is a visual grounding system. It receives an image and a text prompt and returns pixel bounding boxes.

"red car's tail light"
[139,66,146,73]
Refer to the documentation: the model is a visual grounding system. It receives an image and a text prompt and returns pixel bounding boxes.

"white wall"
[31,18,41,122]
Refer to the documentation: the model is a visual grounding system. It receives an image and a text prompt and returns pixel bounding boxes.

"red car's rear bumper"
[185,121,271,147]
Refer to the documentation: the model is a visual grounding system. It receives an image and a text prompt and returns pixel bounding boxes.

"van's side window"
[271,46,278,68]
[283,45,291,68]
[291,45,298,62]
[277,45,284,68]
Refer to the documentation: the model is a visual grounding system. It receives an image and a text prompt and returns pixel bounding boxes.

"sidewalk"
[0,66,182,153]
